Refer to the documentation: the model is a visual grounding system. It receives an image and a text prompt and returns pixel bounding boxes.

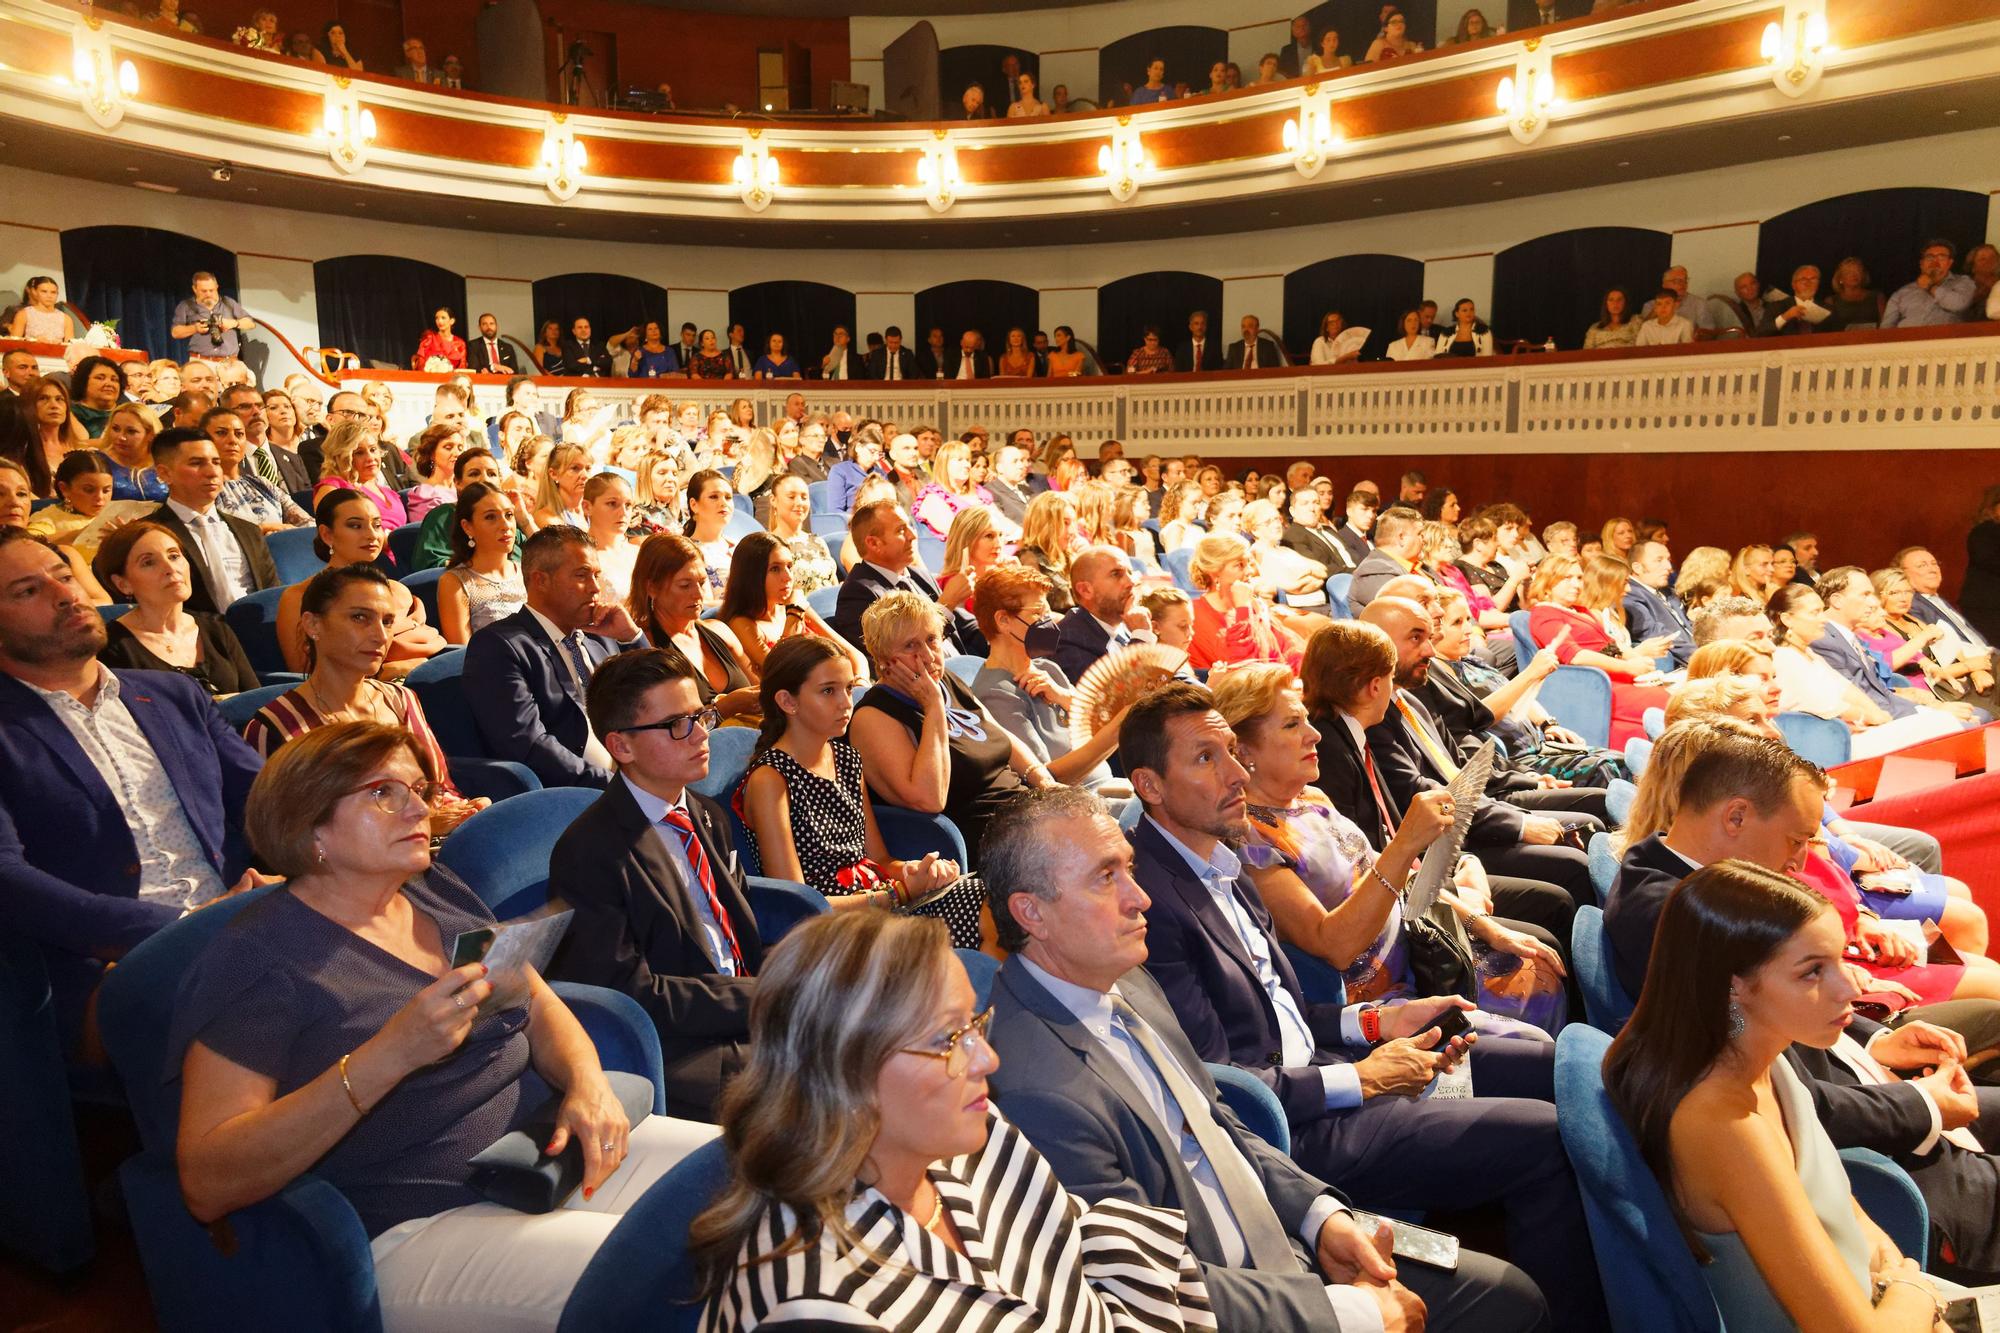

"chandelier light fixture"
[1762,2,1831,96]
[732,129,779,211]
[70,20,138,129]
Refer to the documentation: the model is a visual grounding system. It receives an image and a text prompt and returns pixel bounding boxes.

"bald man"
[1052,545,1155,683]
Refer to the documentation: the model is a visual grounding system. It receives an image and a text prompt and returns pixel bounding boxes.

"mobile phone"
[1348,1210,1461,1271]
[1427,1007,1473,1042]
[450,927,495,970]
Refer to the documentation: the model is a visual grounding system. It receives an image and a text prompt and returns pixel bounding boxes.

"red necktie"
[661,806,745,971]
[1360,746,1397,847]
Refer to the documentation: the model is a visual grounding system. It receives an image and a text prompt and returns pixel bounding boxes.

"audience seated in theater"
[933,503,1000,617]
[145,429,279,616]
[691,911,1217,1330]
[532,442,590,532]
[1803,569,1983,724]
[1604,860,1972,1328]
[1582,287,1638,349]
[0,526,265,1056]
[1691,590,1770,648]
[1014,489,1083,613]
[718,530,864,679]
[969,563,1125,791]
[983,785,1550,1333]
[314,419,406,529]
[1895,542,1999,683]
[1347,504,1427,609]
[93,520,260,697]
[1187,532,1308,674]
[21,376,88,489]
[0,458,110,603]
[29,450,115,554]
[1436,299,1496,357]
[1245,498,1331,609]
[206,406,310,533]
[579,473,639,603]
[1865,566,2000,714]
[627,532,760,725]
[912,439,991,540]
[849,591,1053,898]
[1634,288,1695,346]
[1225,314,1287,370]
[92,401,166,502]
[826,429,887,516]
[1765,583,1962,756]
[1365,10,1425,61]
[435,480,526,645]
[1760,264,1833,336]
[738,636,986,945]
[1621,537,1695,666]
[833,499,971,654]
[64,356,124,440]
[1883,237,1978,328]
[755,473,834,597]
[464,525,644,788]
[276,490,446,677]
[1117,681,1607,1330]
[1125,326,1177,374]
[683,469,738,605]
[1050,543,1159,684]
[413,446,530,571]
[402,423,462,526]
[1525,553,1670,747]
[171,721,715,1327]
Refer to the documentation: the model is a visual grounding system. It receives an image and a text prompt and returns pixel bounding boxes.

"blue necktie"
[561,633,594,700]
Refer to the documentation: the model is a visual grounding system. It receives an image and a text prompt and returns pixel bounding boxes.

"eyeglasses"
[346,778,442,815]
[898,1006,994,1079]
[616,707,721,741]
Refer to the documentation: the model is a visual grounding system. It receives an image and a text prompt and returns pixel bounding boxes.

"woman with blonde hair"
[690,911,1215,1329]
[1109,485,1166,577]
[1728,543,1778,602]
[1870,565,2000,711]
[1187,530,1307,673]
[96,401,165,501]
[628,451,683,537]
[1015,490,1079,612]
[1598,517,1637,564]
[1070,478,1118,549]
[314,418,406,527]
[1674,545,1731,602]
[937,503,1002,612]
[912,438,989,540]
[145,358,182,408]
[1580,552,1672,657]
[1157,480,1204,554]
[734,427,780,527]
[532,443,590,531]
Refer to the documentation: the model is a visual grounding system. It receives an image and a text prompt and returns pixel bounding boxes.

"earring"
[314,843,327,867]
[1726,1000,1745,1040]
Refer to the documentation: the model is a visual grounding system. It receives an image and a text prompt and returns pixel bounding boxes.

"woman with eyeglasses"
[968,563,1125,791]
[172,720,719,1331]
[693,910,1215,1331]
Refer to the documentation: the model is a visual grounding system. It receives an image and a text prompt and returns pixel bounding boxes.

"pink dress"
[315,476,408,529]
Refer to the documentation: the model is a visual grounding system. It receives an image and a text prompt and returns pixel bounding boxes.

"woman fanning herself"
[691,911,1216,1331]
[719,532,866,679]
[738,637,986,946]
[627,532,759,723]
[173,722,717,1331]
[1605,862,1960,1331]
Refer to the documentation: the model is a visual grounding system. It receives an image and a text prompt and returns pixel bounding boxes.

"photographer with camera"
[170,271,255,365]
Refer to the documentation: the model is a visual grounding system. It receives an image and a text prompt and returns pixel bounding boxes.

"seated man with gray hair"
[1690,593,1774,649]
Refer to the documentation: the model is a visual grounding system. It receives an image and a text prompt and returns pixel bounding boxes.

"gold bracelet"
[338,1052,367,1116]
[1874,1275,1944,1318]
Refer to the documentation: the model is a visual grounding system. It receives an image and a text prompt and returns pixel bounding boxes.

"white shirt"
[1015,955,1381,1333]
[26,665,227,908]
[526,605,615,771]
[1384,335,1436,362]
[956,352,976,380]
[621,775,739,975]
[825,347,849,380]
[1146,817,1366,1108]
[166,497,250,607]
[1634,316,1694,346]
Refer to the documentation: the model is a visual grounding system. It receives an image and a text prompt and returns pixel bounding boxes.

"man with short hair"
[1883,238,1979,328]
[1276,14,1317,78]
[862,324,916,381]
[1348,506,1429,609]
[1783,530,1821,587]
[1396,470,1427,506]
[1330,490,1376,570]
[439,53,467,90]
[170,271,254,363]
[883,432,926,512]
[393,36,439,84]
[1639,265,1720,336]
[0,529,265,1055]
[1176,310,1223,372]
[223,382,311,496]
[985,787,1549,1333]
[986,441,1033,527]
[1689,593,1773,649]
[670,322,700,375]
[1226,314,1286,371]
[831,500,967,652]
[1721,271,1777,334]
[958,82,990,119]
[1634,289,1694,346]
[917,326,950,379]
[556,317,612,378]
[1052,546,1156,684]
[1898,545,1993,652]
[465,312,518,374]
[720,323,752,379]
[1121,683,1607,1331]
[144,430,279,614]
[1,348,38,399]
[1284,461,1316,493]
[1622,539,1694,667]
[1815,567,1981,724]
[1281,485,1344,575]
[463,526,646,789]
[947,330,992,380]
[1540,521,1578,559]
[998,53,1023,106]
[547,649,762,1118]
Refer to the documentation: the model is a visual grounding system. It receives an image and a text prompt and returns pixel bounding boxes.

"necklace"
[921,1183,945,1232]
[304,677,375,725]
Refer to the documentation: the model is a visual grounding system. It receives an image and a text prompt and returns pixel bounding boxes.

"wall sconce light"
[732,129,779,212]
[1762,2,1830,96]
[1495,45,1558,144]
[1097,119,1150,203]
[71,21,138,129]
[1281,86,1339,179]
[541,117,587,200]
[916,132,963,212]
[320,79,376,174]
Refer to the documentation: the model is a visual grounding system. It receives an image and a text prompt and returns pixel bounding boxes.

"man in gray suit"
[1348,505,1433,610]
[983,787,1550,1333]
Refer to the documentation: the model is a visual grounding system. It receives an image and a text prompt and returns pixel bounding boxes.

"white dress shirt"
[166,497,250,607]
[526,605,615,771]
[621,774,739,975]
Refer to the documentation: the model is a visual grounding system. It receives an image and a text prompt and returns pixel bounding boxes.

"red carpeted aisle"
[1831,724,2000,921]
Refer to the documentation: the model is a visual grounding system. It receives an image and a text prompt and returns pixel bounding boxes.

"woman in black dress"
[93,520,260,696]
[626,531,760,723]
[737,636,988,949]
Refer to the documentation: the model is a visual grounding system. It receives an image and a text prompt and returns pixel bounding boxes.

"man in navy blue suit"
[1812,567,1981,725]
[1051,546,1157,685]
[464,526,646,789]
[1119,680,1607,1331]
[0,528,264,1053]
[1622,539,1694,668]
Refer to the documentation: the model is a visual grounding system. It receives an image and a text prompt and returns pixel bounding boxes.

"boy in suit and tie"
[144,429,279,614]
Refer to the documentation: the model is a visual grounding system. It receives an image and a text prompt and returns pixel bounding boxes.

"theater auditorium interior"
[6,0,2000,1328]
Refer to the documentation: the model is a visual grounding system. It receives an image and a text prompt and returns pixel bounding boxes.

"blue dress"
[632,347,677,377]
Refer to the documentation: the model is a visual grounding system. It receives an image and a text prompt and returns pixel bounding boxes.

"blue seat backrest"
[1325,571,1353,619]
[1538,666,1614,749]
[1586,831,1619,907]
[220,681,298,730]
[224,586,291,679]
[1572,906,1636,1032]
[805,584,840,620]
[1606,777,1636,827]
[1774,711,1852,769]
[745,877,829,944]
[98,602,128,624]
[1642,707,1666,740]
[266,526,324,585]
[407,649,480,757]
[437,788,603,918]
[1280,941,1348,1006]
[1207,1063,1290,1154]
[722,508,762,542]
[944,654,983,686]
[1553,1025,1723,1333]
[1508,610,1537,668]
[809,511,849,540]
[807,480,831,513]
[689,726,758,803]
[385,522,422,573]
[916,535,947,578]
[955,948,999,1007]
[1163,547,1197,594]
[0,933,94,1272]
[401,568,444,629]
[556,1136,731,1333]
[872,804,970,867]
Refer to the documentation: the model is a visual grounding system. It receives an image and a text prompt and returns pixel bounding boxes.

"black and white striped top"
[708,1110,1217,1332]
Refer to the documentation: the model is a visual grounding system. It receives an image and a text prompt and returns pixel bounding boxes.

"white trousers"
[370,1115,722,1333]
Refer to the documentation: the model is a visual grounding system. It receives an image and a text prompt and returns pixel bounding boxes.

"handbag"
[1403,900,1478,1002]
[466,1069,656,1213]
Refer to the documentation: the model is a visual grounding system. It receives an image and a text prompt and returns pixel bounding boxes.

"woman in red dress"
[1525,553,1669,747]
[413,305,468,370]
[1187,531,1305,674]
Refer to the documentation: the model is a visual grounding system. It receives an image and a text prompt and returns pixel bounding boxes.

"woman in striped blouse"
[693,911,1216,1332]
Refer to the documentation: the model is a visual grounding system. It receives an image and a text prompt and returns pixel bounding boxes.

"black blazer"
[861,346,918,381]
[461,607,631,788]
[1279,523,1342,576]
[1346,549,1414,610]
[254,442,313,496]
[1051,606,1113,686]
[1622,582,1694,668]
[1508,0,1589,27]
[1175,337,1224,373]
[143,503,279,615]
[1311,710,1398,851]
[916,345,951,379]
[945,349,994,380]
[1224,334,1288,370]
[1333,526,1371,568]
[555,335,613,377]
[465,336,519,374]
[547,778,761,1118]
[1365,689,1526,850]
[831,561,966,654]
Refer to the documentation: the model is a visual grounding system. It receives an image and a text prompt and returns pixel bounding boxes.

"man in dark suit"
[944,330,993,381]
[832,499,967,653]
[223,383,312,497]
[861,324,918,382]
[1331,490,1377,570]
[145,430,279,615]
[465,312,519,374]
[1175,310,1225,373]
[555,317,613,378]
[1280,486,1344,578]
[1814,566,1981,724]
[1346,505,1426,610]
[1899,545,1994,656]
[1622,539,1695,668]
[1,349,38,400]
[1275,15,1318,79]
[985,438,1034,528]
[1605,724,2000,1278]
[985,787,1549,1333]
[547,650,762,1119]
[464,526,646,789]
[1225,314,1287,371]
[393,36,440,84]
[956,82,992,120]
[1119,682,1608,1331]
[1051,546,1155,685]
[501,376,564,442]
[0,530,263,1052]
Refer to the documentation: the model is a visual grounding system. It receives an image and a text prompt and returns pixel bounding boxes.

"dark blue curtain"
[58,226,238,362]
[1098,26,1226,104]
[313,255,467,370]
[728,281,856,378]
[1756,188,1988,299]
[1098,271,1223,369]
[915,281,1039,365]
[939,44,1037,110]
[532,272,670,349]
[1492,226,1672,349]
[1284,254,1425,362]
